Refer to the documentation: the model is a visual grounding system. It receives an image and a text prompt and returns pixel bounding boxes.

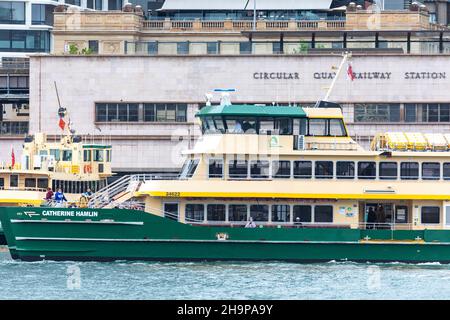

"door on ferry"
[163,203,179,221]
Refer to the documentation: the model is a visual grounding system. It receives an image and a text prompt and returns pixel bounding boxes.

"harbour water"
[1,248,450,300]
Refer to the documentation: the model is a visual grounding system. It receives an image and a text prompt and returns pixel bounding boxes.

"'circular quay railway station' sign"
[252,71,447,80]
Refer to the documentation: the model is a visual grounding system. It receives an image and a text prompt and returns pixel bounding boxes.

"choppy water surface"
[0,248,449,300]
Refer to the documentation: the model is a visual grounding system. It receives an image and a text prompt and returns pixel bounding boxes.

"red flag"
[11,147,15,168]
[59,117,66,131]
[347,63,355,81]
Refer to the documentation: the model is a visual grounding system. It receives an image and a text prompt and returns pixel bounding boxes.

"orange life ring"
[83,164,92,174]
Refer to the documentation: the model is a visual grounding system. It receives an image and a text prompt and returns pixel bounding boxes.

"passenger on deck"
[233,121,244,134]
[367,207,376,229]
[83,188,93,199]
[54,188,67,207]
[44,188,53,202]
[245,217,256,228]
[376,204,387,228]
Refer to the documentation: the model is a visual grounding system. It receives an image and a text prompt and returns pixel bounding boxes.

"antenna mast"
[322,52,351,103]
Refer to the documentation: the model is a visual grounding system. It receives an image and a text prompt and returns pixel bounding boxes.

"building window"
[185,204,204,222]
[95,103,139,122]
[358,162,376,179]
[421,206,440,224]
[250,204,269,222]
[0,121,28,135]
[177,42,189,54]
[207,204,226,221]
[314,205,333,223]
[422,162,440,180]
[272,42,282,54]
[0,30,50,53]
[228,204,247,222]
[379,162,397,180]
[354,104,400,122]
[0,1,25,24]
[293,205,311,223]
[206,42,218,54]
[443,163,450,180]
[143,103,187,122]
[148,42,158,54]
[404,104,417,122]
[250,160,270,179]
[239,42,252,54]
[32,4,53,25]
[336,161,354,179]
[208,159,223,178]
[272,161,290,179]
[271,205,290,222]
[315,161,333,179]
[228,160,248,179]
[88,40,99,54]
[400,162,419,180]
[293,161,312,179]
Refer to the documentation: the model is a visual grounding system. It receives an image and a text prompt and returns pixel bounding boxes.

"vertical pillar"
[280,33,284,54]
[343,32,347,49]
[311,32,315,49]
[25,2,32,27]
[407,32,411,54]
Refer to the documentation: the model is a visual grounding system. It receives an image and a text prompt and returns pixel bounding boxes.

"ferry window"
[314,205,333,223]
[379,162,398,180]
[422,162,440,180]
[228,204,248,222]
[228,160,248,179]
[106,150,111,162]
[315,161,333,179]
[358,162,376,179]
[443,163,450,180]
[272,205,290,222]
[299,118,307,135]
[329,119,346,136]
[224,119,237,133]
[208,159,223,178]
[213,117,225,133]
[207,204,226,221]
[9,174,18,187]
[83,150,91,161]
[180,159,199,179]
[275,118,293,135]
[94,150,104,162]
[50,149,60,161]
[0,178,4,188]
[293,161,312,179]
[421,206,440,224]
[62,150,72,161]
[293,205,312,223]
[400,162,419,180]
[250,205,269,222]
[259,119,275,134]
[242,119,257,134]
[250,160,270,179]
[272,161,291,179]
[308,119,327,136]
[185,204,204,222]
[166,104,176,122]
[25,178,36,188]
[336,161,355,179]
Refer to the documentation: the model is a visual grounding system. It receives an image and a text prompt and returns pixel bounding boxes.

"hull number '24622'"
[166,192,180,197]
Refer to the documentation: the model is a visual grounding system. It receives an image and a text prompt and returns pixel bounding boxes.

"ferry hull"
[2,207,450,263]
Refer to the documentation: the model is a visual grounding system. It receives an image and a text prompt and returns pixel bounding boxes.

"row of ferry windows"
[40,149,111,162]
[207,159,450,180]
[52,179,107,193]
[185,204,333,223]
[202,117,347,137]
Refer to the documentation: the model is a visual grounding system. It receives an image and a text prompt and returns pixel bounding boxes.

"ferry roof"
[82,144,112,149]
[196,105,307,118]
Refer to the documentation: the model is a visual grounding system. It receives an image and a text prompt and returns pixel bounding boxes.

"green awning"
[195,104,306,118]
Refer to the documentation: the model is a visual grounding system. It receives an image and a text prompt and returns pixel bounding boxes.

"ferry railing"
[358,222,414,231]
[0,186,47,192]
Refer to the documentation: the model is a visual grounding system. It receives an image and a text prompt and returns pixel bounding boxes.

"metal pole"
[253,0,256,31]
[323,52,349,102]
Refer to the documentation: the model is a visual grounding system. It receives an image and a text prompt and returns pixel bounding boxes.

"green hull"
[2,207,450,263]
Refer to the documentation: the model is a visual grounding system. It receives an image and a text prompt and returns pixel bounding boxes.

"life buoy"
[83,164,92,174]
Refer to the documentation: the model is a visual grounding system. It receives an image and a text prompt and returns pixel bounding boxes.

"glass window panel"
[250,204,268,222]
[144,104,155,122]
[358,162,376,179]
[94,150,104,162]
[95,103,108,121]
[293,161,312,178]
[329,119,346,136]
[400,162,419,180]
[272,161,291,179]
[422,162,440,180]
[271,205,290,222]
[207,204,226,221]
[166,104,176,122]
[440,104,450,122]
[250,160,270,179]
[315,161,333,179]
[156,105,166,121]
[117,103,128,121]
[405,104,417,122]
[314,205,333,223]
[379,162,397,180]
[228,160,248,179]
[421,206,440,224]
[308,119,327,136]
[229,204,247,222]
[128,103,139,122]
[176,104,187,122]
[25,178,36,188]
[185,204,204,222]
[444,163,450,180]
[208,159,223,178]
[62,150,72,161]
[293,205,311,223]
[336,161,354,179]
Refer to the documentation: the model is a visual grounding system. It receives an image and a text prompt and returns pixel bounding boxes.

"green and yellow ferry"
[3,97,450,262]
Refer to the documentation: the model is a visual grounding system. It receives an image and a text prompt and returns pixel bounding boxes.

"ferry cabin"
[136,104,450,231]
[0,133,112,205]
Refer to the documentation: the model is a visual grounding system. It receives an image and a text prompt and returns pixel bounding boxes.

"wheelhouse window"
[358,162,376,179]
[228,160,248,179]
[250,204,269,222]
[228,204,247,222]
[180,159,199,179]
[379,162,397,180]
[422,162,440,180]
[208,159,223,178]
[50,149,60,161]
[25,178,36,188]
[293,205,312,223]
[400,162,419,180]
[272,205,290,222]
[443,163,450,180]
[37,178,48,189]
[336,161,354,179]
[274,118,293,135]
[315,161,333,179]
[308,119,327,136]
[272,161,291,179]
[185,204,204,222]
[94,150,104,162]
[83,150,91,161]
[421,206,440,224]
[314,205,333,223]
[62,150,72,161]
[250,160,270,179]
[329,119,346,136]
[207,204,226,221]
[293,161,312,179]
